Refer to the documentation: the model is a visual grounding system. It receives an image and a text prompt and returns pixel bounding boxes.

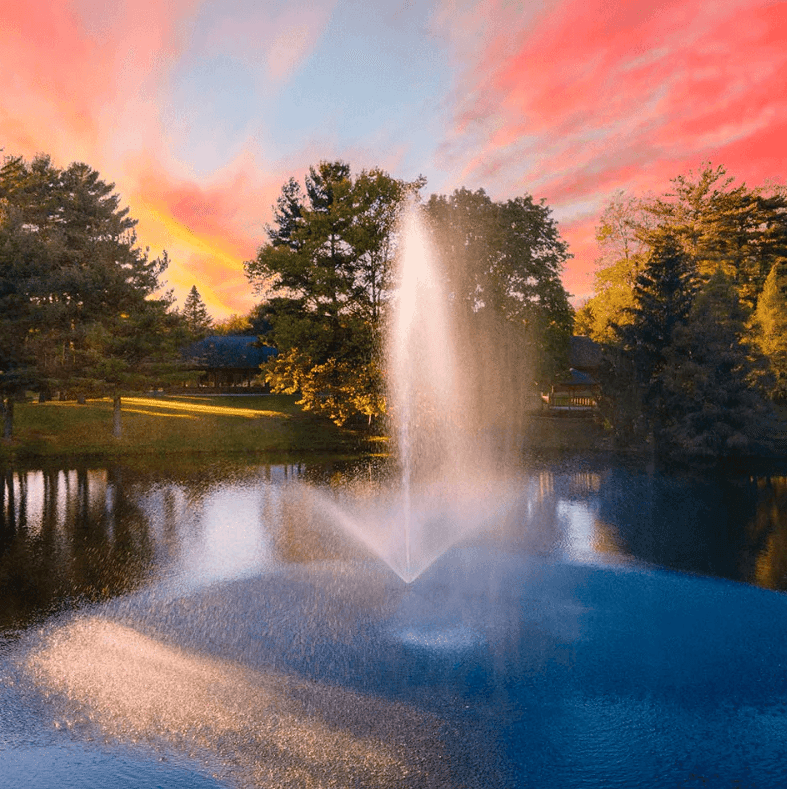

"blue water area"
[83,548,787,788]
[4,459,787,787]
[1,744,226,789]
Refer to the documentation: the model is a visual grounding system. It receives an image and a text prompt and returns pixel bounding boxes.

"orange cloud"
[0,0,311,318]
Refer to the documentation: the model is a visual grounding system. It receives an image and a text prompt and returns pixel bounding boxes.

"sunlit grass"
[122,407,198,419]
[1,394,362,461]
[123,396,289,419]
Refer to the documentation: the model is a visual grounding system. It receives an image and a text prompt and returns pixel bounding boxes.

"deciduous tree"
[424,188,573,384]
[754,258,787,400]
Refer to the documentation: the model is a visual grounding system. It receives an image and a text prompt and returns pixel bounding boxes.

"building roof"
[570,335,604,370]
[562,368,598,386]
[182,335,276,369]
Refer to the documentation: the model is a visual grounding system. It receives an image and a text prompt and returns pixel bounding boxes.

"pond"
[2,454,787,788]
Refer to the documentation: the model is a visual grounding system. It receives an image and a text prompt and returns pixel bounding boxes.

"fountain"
[310,205,520,583]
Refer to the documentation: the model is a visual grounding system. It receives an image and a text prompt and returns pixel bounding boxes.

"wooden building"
[541,335,603,413]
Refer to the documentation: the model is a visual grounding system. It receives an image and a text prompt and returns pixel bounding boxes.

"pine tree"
[624,232,697,389]
[0,153,180,438]
[601,233,697,444]
[245,161,421,425]
[642,165,787,312]
[182,285,212,339]
[656,269,771,458]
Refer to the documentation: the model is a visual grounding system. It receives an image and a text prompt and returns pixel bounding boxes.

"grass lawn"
[0,394,371,463]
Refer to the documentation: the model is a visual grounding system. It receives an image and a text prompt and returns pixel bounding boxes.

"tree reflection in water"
[0,466,154,633]
[5,458,787,640]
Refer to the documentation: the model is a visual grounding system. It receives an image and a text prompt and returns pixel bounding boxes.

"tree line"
[0,154,204,439]
[1,150,576,438]
[243,161,573,427]
[576,165,787,459]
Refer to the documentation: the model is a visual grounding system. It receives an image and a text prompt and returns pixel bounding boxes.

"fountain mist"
[306,205,521,582]
[387,207,471,577]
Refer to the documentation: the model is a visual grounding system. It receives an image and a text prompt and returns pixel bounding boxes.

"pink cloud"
[434,0,787,300]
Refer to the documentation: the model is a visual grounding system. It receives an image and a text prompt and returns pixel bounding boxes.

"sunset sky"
[1,0,785,318]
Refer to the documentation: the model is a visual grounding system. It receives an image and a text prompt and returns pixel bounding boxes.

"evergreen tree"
[656,270,771,459]
[0,153,180,438]
[0,207,51,437]
[642,164,787,312]
[603,233,697,444]
[181,285,212,339]
[624,232,697,391]
[245,161,420,426]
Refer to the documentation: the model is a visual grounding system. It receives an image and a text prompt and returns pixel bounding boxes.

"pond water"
[2,454,787,787]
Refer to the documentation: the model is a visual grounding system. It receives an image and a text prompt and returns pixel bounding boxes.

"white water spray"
[309,205,518,583]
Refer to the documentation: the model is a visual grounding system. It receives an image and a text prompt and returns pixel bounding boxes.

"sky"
[1,0,785,318]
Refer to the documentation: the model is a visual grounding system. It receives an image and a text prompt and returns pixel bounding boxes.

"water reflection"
[0,466,154,634]
[4,458,787,638]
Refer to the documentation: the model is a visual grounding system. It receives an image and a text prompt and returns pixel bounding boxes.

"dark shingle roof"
[570,335,603,370]
[182,336,276,369]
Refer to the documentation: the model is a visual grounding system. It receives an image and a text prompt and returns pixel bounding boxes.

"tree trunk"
[3,397,14,441]
[113,395,122,439]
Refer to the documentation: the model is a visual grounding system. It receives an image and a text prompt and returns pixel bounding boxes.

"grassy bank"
[0,394,370,463]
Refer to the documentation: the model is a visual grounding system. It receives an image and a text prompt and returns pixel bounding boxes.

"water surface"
[2,455,787,788]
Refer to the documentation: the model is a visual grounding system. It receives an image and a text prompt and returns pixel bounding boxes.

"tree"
[584,168,787,344]
[587,166,787,452]
[625,233,698,387]
[212,304,272,336]
[181,285,212,339]
[602,233,698,444]
[642,164,787,312]
[0,206,51,438]
[754,258,787,400]
[576,192,649,343]
[0,153,181,438]
[245,161,421,425]
[655,270,771,459]
[213,313,252,335]
[424,188,573,384]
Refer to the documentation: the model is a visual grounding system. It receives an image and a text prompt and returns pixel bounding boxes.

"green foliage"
[589,165,787,458]
[245,161,421,427]
[424,188,573,383]
[655,270,771,458]
[264,349,385,426]
[181,285,212,340]
[623,233,698,387]
[213,313,252,335]
[248,164,572,425]
[587,167,787,346]
[579,191,648,342]
[576,255,642,343]
[599,234,697,446]
[0,152,181,437]
[641,164,787,312]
